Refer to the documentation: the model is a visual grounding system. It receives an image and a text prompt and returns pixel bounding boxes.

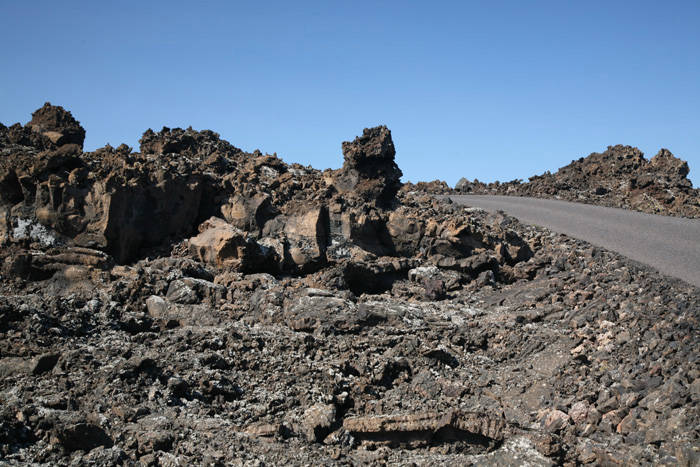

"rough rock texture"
[455,145,700,218]
[26,102,86,149]
[401,179,452,195]
[0,105,699,466]
[328,126,403,207]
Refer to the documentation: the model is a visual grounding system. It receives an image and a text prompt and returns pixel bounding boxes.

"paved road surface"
[444,195,700,288]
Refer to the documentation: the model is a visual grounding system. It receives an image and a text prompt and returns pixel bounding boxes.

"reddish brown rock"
[188,217,256,269]
[221,193,273,233]
[536,409,570,433]
[330,126,403,206]
[282,206,329,272]
[139,126,243,166]
[1,104,699,467]
[455,145,700,218]
[26,102,86,149]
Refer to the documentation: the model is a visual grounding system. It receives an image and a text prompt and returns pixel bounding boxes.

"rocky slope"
[454,145,700,218]
[0,105,699,466]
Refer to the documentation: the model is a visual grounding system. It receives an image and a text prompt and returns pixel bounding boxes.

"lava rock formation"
[455,144,700,218]
[0,105,698,466]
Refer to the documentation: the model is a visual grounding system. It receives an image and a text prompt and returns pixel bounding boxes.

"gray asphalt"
[443,195,700,288]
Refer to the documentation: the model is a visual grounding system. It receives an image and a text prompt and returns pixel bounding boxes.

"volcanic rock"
[401,179,452,195]
[221,193,273,233]
[51,422,113,452]
[281,205,329,272]
[139,126,244,168]
[455,144,700,217]
[343,410,510,450]
[30,353,60,375]
[329,126,403,206]
[301,403,336,443]
[0,104,699,466]
[188,217,258,269]
[26,102,86,149]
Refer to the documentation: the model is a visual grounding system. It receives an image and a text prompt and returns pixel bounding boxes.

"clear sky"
[1,1,699,186]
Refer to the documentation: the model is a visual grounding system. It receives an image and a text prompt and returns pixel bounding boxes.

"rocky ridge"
[454,145,700,218]
[0,105,699,466]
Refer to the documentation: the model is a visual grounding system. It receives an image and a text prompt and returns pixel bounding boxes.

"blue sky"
[1,1,699,186]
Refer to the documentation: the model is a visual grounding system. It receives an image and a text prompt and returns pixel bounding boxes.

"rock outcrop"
[0,105,699,466]
[454,144,700,218]
[328,126,403,207]
[26,102,86,149]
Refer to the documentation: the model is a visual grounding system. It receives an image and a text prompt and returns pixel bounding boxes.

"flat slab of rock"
[343,410,510,448]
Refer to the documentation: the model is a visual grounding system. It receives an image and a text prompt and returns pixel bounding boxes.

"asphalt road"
[443,195,700,288]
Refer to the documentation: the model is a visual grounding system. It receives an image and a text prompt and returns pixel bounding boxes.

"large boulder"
[455,177,470,191]
[330,126,403,206]
[649,148,691,181]
[26,103,86,149]
[221,193,274,234]
[282,206,329,272]
[188,217,258,270]
[188,217,281,272]
[283,288,358,332]
[327,205,390,257]
[386,209,423,256]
